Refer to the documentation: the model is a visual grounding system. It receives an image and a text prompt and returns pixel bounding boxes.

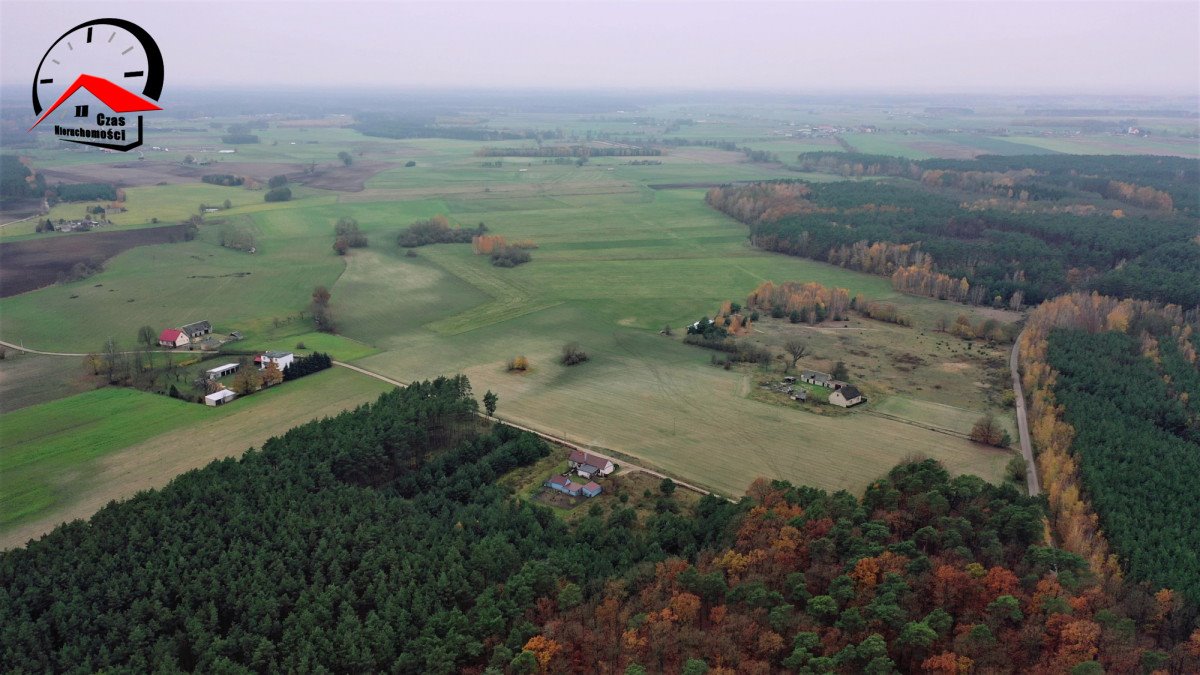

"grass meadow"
[2,117,1033,539]
[0,367,391,548]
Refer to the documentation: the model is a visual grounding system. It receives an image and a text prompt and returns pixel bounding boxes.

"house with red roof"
[158,328,189,348]
[568,450,614,479]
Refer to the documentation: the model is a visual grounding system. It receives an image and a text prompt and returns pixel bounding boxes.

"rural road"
[333,361,719,498]
[0,340,216,358]
[1009,331,1041,496]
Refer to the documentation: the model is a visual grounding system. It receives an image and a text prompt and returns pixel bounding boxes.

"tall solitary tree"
[784,339,809,373]
[137,325,156,350]
[483,390,498,416]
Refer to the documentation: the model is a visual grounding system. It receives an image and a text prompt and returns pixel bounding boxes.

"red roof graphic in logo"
[29,73,161,131]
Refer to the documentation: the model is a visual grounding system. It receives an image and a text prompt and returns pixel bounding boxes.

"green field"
[0,367,391,548]
[2,113,1038,531]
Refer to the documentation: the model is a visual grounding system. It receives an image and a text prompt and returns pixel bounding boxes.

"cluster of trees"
[4,372,1197,671]
[264,175,291,202]
[332,217,368,255]
[529,460,1199,673]
[309,285,335,333]
[560,342,589,366]
[0,155,45,201]
[474,234,534,267]
[397,215,483,247]
[684,318,773,365]
[1020,293,1200,612]
[941,313,1017,343]
[217,223,256,252]
[746,281,852,324]
[707,173,1199,306]
[51,182,117,202]
[201,174,244,187]
[891,265,974,304]
[282,352,332,381]
[221,123,260,144]
[859,301,912,327]
[477,145,662,158]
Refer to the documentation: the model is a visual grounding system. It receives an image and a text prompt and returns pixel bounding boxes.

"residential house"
[181,320,212,338]
[158,328,189,348]
[204,389,237,406]
[568,450,615,479]
[205,363,239,380]
[829,385,864,408]
[255,351,294,371]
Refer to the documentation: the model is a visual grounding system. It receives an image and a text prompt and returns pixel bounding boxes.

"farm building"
[829,385,864,408]
[158,329,189,348]
[204,389,236,406]
[255,351,294,371]
[581,482,602,498]
[800,370,832,387]
[205,363,239,380]
[569,450,614,479]
[545,475,583,497]
[181,321,212,338]
[791,389,808,402]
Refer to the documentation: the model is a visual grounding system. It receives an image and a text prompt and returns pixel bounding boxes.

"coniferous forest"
[707,154,1200,308]
[4,376,1199,672]
[1046,327,1200,605]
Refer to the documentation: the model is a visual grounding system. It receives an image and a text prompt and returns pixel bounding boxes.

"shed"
[181,320,212,338]
[800,369,832,387]
[206,363,239,380]
[205,389,237,406]
[582,482,602,498]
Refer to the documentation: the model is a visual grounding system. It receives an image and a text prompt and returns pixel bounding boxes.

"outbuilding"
[181,321,212,338]
[582,482,603,498]
[205,363,239,380]
[204,389,237,406]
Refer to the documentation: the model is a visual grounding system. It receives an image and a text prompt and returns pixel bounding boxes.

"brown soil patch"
[939,362,971,372]
[299,161,392,192]
[0,224,191,297]
[39,162,201,187]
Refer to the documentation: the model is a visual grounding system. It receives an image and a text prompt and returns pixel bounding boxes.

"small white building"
[255,351,294,371]
[205,389,237,406]
[206,363,240,380]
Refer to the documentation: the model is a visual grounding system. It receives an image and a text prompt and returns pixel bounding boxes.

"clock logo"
[28,18,164,151]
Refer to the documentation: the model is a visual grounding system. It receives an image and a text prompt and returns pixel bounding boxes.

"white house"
[255,351,294,371]
[205,389,237,406]
[829,385,864,408]
[205,363,239,380]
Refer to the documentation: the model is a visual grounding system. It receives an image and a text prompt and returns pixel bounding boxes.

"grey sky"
[1,1,1197,95]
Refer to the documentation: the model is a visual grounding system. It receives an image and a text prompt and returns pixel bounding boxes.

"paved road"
[1010,330,1041,496]
[333,361,719,498]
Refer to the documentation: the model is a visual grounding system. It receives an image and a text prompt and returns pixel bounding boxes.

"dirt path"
[331,361,719,498]
[0,340,215,358]
[1010,330,1041,495]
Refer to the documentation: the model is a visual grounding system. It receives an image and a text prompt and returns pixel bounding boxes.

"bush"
[490,245,531,267]
[404,160,416,167]
[397,215,477,247]
[970,416,1011,448]
[202,174,244,187]
[1006,455,1028,483]
[264,187,292,202]
[507,356,529,372]
[561,343,589,366]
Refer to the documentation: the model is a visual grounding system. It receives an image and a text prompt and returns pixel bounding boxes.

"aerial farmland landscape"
[1,1,1199,672]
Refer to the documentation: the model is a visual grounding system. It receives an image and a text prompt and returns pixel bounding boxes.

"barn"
[181,321,212,339]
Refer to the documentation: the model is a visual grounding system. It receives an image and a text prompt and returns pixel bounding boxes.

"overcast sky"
[1,1,1197,96]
